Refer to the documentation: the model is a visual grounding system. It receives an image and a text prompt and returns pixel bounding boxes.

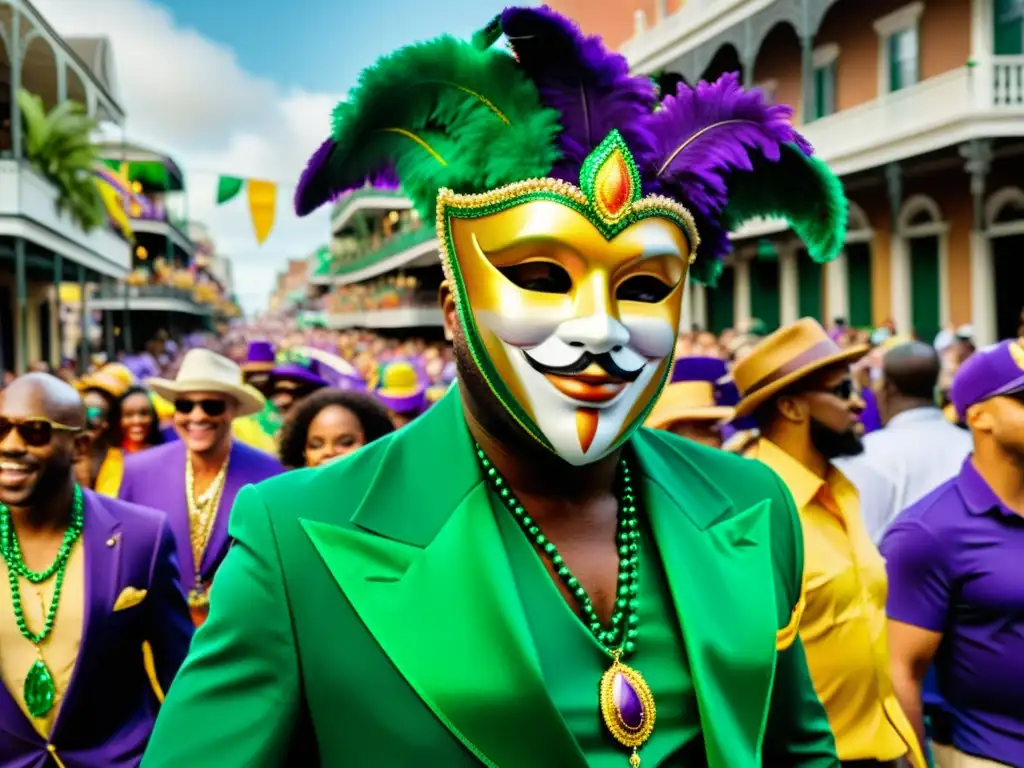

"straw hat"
[75,362,136,399]
[645,382,735,428]
[146,348,264,417]
[645,357,736,429]
[732,318,869,420]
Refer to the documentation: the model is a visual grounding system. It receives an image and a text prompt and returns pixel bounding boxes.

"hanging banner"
[216,175,245,204]
[247,179,277,244]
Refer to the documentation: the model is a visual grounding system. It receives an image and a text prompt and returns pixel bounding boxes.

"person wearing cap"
[74,364,134,492]
[267,354,329,419]
[645,358,736,449]
[376,360,427,427]
[734,318,924,768]
[241,340,277,395]
[117,349,283,626]
[883,338,1024,768]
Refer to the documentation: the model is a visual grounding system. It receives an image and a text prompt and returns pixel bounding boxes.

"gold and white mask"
[438,131,699,465]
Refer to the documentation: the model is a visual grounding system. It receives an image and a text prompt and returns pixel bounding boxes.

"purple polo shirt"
[881,459,1024,765]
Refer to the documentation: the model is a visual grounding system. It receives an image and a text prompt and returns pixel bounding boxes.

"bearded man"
[735,319,924,768]
[143,8,848,766]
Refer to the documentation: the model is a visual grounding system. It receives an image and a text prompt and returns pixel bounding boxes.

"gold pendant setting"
[187,588,209,609]
[599,653,656,766]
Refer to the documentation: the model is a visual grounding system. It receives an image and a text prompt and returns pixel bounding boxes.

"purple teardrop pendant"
[613,672,644,730]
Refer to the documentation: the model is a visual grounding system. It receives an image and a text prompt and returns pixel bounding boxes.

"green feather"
[327,36,563,219]
[721,144,848,269]
[472,14,503,50]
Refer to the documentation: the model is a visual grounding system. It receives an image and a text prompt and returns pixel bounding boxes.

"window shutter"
[888,34,902,91]
[994,0,1024,54]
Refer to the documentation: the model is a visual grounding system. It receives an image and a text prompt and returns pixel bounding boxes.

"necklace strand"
[0,486,84,646]
[474,445,641,657]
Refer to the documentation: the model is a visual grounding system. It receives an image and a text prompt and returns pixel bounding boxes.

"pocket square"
[113,586,148,612]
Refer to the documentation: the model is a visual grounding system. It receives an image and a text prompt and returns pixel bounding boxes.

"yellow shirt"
[94,447,125,497]
[750,438,924,767]
[231,417,277,456]
[0,540,85,737]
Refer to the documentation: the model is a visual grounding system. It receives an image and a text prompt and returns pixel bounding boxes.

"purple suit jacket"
[117,440,283,594]
[0,490,194,768]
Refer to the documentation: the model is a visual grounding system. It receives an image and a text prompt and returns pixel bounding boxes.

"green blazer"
[143,388,838,767]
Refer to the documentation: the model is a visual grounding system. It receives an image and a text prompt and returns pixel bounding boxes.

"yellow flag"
[95,179,135,242]
[247,179,277,244]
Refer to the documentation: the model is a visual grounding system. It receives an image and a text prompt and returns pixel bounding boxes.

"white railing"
[796,57,1024,176]
[991,56,1024,105]
[0,160,132,274]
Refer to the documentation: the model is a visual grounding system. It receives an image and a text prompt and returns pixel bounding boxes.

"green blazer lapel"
[633,430,777,768]
[303,388,587,768]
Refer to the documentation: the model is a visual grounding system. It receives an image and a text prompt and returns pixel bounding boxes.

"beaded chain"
[0,485,85,644]
[474,445,641,657]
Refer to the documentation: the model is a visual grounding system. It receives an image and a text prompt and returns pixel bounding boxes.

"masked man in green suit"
[144,8,846,767]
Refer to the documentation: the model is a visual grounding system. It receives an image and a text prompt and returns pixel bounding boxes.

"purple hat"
[376,360,427,414]
[950,338,1024,418]
[270,359,330,390]
[243,340,276,372]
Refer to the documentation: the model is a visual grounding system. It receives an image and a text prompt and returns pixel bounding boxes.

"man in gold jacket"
[734,318,924,768]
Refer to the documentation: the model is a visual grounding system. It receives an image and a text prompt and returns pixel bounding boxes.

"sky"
[36,0,521,314]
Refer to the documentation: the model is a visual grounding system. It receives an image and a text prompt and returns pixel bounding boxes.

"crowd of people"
[1,5,1022,766]
[1,311,1019,766]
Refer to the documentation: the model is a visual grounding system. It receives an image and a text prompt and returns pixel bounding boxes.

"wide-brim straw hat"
[75,362,137,399]
[732,318,869,420]
[645,381,735,429]
[146,348,264,418]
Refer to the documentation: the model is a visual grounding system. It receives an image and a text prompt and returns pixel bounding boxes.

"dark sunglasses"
[174,399,228,418]
[804,378,855,401]
[0,417,83,447]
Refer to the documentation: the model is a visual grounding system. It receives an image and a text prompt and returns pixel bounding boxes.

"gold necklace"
[185,452,229,610]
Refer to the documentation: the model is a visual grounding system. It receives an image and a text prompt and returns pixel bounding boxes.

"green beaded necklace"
[0,485,85,718]
[475,445,657,766]
[474,444,641,655]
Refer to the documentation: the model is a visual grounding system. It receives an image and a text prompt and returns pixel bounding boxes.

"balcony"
[128,205,194,259]
[331,187,413,234]
[800,57,1024,176]
[0,159,132,276]
[87,283,211,315]
[324,306,444,330]
[311,226,439,286]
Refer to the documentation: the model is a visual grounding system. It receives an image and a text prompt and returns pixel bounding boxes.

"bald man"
[837,342,973,541]
[0,373,192,767]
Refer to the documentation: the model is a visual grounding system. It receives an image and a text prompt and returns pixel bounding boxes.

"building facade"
[0,0,131,373]
[550,0,1024,346]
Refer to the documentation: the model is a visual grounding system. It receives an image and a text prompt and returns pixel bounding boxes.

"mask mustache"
[524,351,643,382]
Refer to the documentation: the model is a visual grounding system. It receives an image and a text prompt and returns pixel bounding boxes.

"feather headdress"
[295,5,847,284]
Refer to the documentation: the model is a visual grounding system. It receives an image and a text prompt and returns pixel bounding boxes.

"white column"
[691,282,708,330]
[826,251,850,322]
[890,235,912,333]
[734,258,752,329]
[970,230,997,346]
[779,244,800,324]
[938,231,952,330]
[679,273,693,331]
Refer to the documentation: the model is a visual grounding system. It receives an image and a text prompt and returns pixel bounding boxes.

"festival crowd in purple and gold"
[0,310,1021,765]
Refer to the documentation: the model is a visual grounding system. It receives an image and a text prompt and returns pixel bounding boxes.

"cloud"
[33,0,341,314]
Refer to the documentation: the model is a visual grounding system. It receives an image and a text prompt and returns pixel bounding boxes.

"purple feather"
[501,5,657,183]
[295,138,400,213]
[636,73,811,261]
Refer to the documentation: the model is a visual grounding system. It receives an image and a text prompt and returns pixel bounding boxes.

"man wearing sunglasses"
[0,373,192,767]
[884,339,1024,768]
[117,349,283,626]
[733,319,924,768]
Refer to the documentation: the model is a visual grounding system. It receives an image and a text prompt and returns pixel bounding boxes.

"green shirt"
[495,498,703,766]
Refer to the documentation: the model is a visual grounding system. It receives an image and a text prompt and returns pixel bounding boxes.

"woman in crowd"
[95,385,166,495]
[277,387,394,469]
